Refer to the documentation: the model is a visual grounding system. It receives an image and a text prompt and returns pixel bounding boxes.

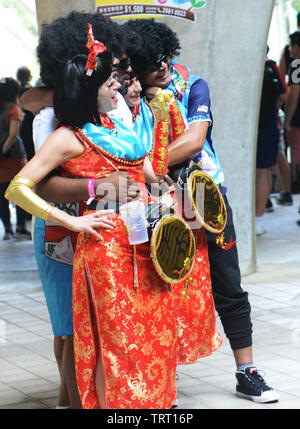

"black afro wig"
[37,11,126,89]
[122,19,181,78]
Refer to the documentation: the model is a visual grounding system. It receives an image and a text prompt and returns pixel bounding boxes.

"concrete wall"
[35,0,95,30]
[34,0,275,274]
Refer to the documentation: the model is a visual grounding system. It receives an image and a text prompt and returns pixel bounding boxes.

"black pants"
[206,194,252,350]
[0,182,27,230]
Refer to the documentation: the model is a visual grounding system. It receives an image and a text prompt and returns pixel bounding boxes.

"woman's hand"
[95,171,140,204]
[71,210,116,239]
[158,174,173,186]
[51,208,116,240]
[149,88,174,121]
[149,175,174,198]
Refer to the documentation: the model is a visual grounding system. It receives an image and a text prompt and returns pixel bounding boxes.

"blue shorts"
[256,121,279,169]
[34,217,73,336]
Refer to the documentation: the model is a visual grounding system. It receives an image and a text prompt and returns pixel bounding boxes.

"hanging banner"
[95,0,207,23]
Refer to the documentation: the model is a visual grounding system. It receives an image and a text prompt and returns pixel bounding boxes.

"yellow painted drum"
[146,204,196,284]
[186,169,227,234]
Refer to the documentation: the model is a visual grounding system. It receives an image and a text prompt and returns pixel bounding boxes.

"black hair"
[122,19,181,78]
[37,11,126,89]
[297,12,300,27]
[91,13,125,60]
[53,51,112,128]
[0,77,20,114]
[16,66,32,83]
[289,31,300,47]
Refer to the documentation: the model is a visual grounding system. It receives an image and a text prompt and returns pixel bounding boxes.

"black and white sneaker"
[265,199,274,213]
[276,191,293,206]
[236,367,279,403]
[14,229,31,239]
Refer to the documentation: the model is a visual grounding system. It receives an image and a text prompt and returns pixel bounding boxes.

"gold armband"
[5,175,53,221]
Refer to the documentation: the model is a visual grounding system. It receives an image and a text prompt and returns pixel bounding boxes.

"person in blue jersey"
[124,18,279,404]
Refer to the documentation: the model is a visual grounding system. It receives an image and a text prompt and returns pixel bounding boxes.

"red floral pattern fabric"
[59,125,221,408]
[60,130,177,409]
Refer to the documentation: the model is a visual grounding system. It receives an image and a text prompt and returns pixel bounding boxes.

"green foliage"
[291,0,300,12]
[0,0,37,36]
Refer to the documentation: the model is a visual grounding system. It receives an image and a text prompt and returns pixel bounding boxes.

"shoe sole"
[236,390,279,403]
[14,234,31,239]
[3,234,13,240]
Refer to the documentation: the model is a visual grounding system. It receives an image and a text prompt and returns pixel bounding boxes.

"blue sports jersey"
[168,61,225,184]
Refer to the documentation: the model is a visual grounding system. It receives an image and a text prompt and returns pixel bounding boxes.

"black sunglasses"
[147,55,168,72]
[116,57,131,71]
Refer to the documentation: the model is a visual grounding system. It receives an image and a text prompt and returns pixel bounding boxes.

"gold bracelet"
[5,175,52,221]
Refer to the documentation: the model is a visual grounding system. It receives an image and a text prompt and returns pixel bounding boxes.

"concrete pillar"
[161,0,275,274]
[35,0,94,31]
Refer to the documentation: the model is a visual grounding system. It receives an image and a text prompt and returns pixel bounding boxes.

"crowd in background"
[0,67,37,240]
[255,12,300,235]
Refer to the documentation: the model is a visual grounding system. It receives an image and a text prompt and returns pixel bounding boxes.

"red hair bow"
[85,23,107,77]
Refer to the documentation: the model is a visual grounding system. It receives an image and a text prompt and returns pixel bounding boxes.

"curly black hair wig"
[122,19,181,78]
[37,11,126,89]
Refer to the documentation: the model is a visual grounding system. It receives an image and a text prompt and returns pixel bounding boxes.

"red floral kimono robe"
[60,118,178,409]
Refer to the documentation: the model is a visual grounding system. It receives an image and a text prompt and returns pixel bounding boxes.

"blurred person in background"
[0,77,31,240]
[255,51,287,235]
[17,66,35,225]
[17,66,35,162]
[284,31,300,217]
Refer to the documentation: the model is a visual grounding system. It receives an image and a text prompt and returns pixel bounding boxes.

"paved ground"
[0,195,300,409]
